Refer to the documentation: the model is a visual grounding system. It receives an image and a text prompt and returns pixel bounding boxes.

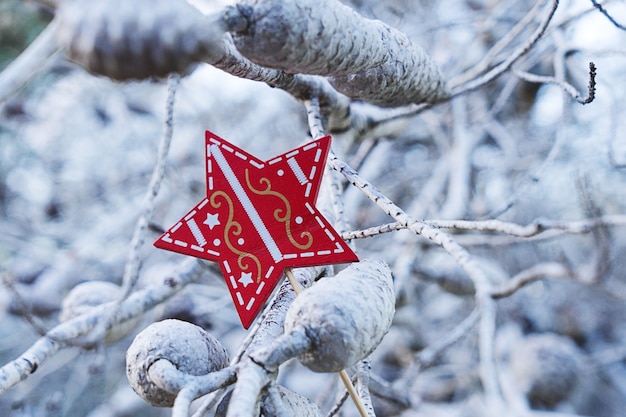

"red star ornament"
[155,130,358,328]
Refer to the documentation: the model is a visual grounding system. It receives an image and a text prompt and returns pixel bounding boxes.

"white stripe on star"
[209,145,283,263]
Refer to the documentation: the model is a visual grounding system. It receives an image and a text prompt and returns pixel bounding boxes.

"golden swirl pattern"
[245,169,313,250]
[210,191,262,283]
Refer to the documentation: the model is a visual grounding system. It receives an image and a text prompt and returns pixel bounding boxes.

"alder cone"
[56,0,221,80]
[59,281,138,343]
[284,259,395,372]
[229,0,449,106]
[509,333,584,408]
[268,386,323,417]
[126,319,229,407]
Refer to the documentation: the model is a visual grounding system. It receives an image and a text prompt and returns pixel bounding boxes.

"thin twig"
[490,262,571,299]
[451,0,560,95]
[81,74,180,345]
[352,0,561,147]
[415,308,480,370]
[121,74,180,296]
[329,153,491,292]
[306,94,326,140]
[0,19,61,104]
[355,360,376,417]
[342,222,407,241]
[424,215,626,237]
[590,0,626,30]
[0,259,207,395]
[452,0,546,85]
[327,144,504,407]
[0,272,49,336]
[326,386,351,417]
[401,308,480,401]
[514,61,596,104]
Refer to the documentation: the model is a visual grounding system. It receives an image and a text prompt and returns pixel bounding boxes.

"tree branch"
[0,259,207,395]
[451,0,560,95]
[590,0,626,31]
[515,61,596,104]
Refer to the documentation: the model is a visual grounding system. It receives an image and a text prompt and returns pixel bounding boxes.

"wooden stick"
[284,268,304,296]
[284,268,369,417]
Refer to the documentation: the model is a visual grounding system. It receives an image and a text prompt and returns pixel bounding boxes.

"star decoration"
[203,213,220,229]
[155,130,358,328]
[238,272,254,287]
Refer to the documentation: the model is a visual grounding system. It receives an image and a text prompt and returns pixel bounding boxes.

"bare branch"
[170,368,237,417]
[452,0,547,85]
[0,19,61,103]
[329,152,491,293]
[490,263,572,299]
[0,259,207,395]
[451,0,560,95]
[418,308,480,369]
[1,272,49,337]
[342,222,407,241]
[424,215,626,237]
[590,0,626,31]
[515,61,596,104]
[326,388,350,417]
[355,360,376,417]
[327,149,505,407]
[122,74,180,296]
[227,0,449,106]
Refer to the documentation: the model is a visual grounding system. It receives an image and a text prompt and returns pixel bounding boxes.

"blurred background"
[1,0,626,416]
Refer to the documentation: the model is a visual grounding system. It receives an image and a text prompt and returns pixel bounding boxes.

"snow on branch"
[451,0,560,95]
[226,260,394,417]
[0,259,207,395]
[590,0,626,31]
[0,18,61,103]
[52,0,449,108]
[489,263,572,299]
[344,214,626,241]
[515,62,597,105]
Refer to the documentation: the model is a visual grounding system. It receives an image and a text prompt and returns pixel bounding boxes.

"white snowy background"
[1,0,626,416]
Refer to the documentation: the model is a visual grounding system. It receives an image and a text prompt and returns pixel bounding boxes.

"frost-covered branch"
[590,0,626,31]
[355,360,376,417]
[451,0,560,95]
[490,263,571,299]
[227,260,394,417]
[226,0,449,107]
[53,0,448,110]
[453,1,547,85]
[342,222,406,241]
[0,259,207,395]
[344,214,626,242]
[120,74,179,296]
[0,17,60,103]
[327,150,505,406]
[514,61,596,104]
[329,154,491,294]
[425,215,626,238]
